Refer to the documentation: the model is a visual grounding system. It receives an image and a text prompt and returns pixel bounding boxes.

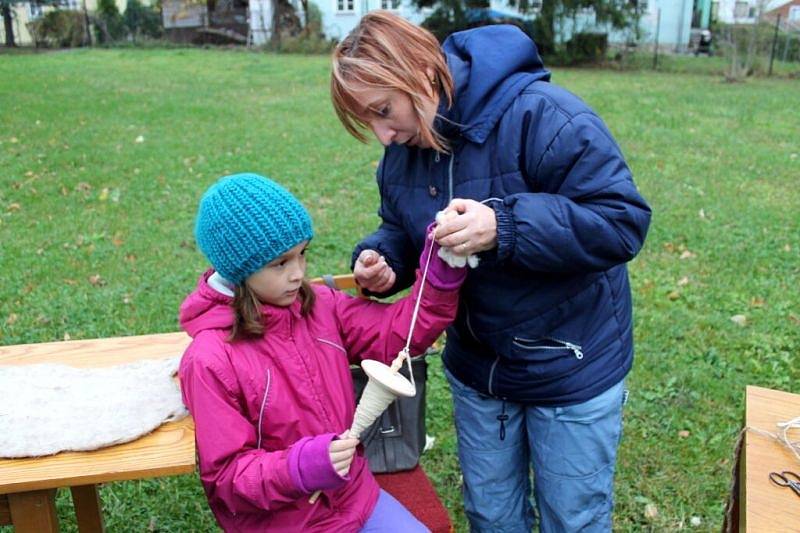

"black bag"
[350,356,427,473]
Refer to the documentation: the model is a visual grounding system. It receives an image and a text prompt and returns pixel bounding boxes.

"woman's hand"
[434,199,498,256]
[329,433,359,477]
[354,249,396,293]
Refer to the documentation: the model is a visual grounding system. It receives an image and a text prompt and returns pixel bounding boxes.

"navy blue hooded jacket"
[352,25,651,406]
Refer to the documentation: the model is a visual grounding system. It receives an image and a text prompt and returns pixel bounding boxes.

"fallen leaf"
[123,295,132,305]
[75,182,92,193]
[64,278,78,285]
[644,503,658,520]
[98,188,109,201]
[731,314,747,327]
[10,136,18,143]
[125,254,137,262]
[663,242,675,253]
[789,314,800,325]
[679,250,696,260]
[698,209,706,220]
[36,248,44,255]
[7,202,21,212]
[678,430,690,438]
[88,274,105,286]
[677,276,690,286]
[135,135,145,143]
[784,244,792,252]
[6,313,18,326]
[112,232,124,247]
[668,291,681,301]
[750,297,765,308]
[690,516,702,527]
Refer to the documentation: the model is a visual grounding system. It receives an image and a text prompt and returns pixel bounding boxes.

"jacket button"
[428,185,438,197]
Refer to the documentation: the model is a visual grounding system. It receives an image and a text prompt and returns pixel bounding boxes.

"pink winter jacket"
[178,268,460,532]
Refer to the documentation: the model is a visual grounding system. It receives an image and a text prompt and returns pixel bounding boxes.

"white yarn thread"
[349,233,437,439]
[349,378,398,438]
[747,416,800,463]
[310,227,440,505]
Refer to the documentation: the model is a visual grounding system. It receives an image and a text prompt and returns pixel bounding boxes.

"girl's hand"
[329,433,359,477]
[354,249,396,293]
[434,199,498,256]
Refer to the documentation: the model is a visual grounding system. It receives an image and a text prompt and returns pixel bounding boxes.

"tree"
[123,0,161,41]
[510,0,637,56]
[94,0,124,42]
[2,0,15,47]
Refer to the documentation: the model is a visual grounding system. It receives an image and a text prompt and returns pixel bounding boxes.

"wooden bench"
[724,386,800,532]
[0,333,196,532]
[0,275,452,532]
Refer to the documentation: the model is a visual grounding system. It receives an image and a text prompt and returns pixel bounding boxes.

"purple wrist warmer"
[422,222,467,290]
[287,433,348,494]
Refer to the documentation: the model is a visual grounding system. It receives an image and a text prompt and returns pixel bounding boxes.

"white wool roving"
[435,210,480,268]
[0,357,187,458]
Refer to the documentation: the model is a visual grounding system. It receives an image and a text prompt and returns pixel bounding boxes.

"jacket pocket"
[507,335,585,383]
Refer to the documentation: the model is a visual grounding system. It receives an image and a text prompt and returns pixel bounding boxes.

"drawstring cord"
[497,400,508,441]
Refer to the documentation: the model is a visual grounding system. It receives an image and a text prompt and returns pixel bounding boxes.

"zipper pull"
[566,342,584,360]
[435,152,441,163]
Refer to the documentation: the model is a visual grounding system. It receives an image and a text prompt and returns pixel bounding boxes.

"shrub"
[564,32,608,65]
[27,9,88,48]
[272,31,335,54]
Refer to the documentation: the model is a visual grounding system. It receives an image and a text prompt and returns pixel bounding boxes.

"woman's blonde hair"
[331,11,454,153]
[229,280,315,342]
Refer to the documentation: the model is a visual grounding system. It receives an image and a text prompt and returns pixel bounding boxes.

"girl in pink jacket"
[179,173,465,532]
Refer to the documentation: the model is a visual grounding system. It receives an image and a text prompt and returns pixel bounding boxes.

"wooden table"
[0,333,195,532]
[734,386,800,532]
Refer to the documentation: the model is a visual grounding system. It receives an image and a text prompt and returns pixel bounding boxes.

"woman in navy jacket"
[332,12,651,532]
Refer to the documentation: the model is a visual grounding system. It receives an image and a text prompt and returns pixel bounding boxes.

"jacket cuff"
[492,202,516,262]
[287,433,348,494]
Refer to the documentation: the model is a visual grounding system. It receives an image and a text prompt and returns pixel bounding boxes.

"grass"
[1,48,799,532]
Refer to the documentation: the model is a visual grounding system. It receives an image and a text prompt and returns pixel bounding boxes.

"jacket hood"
[179,270,237,338]
[439,25,551,144]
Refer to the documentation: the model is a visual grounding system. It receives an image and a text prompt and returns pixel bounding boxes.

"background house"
[4,0,141,45]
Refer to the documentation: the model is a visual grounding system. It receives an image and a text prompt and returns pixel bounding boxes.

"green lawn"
[1,49,798,532]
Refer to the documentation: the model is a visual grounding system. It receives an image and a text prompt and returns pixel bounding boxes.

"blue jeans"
[445,368,627,532]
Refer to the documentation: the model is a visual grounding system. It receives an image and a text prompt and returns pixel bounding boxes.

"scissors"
[769,471,800,498]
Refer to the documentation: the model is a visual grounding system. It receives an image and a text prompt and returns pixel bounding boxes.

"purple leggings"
[360,489,429,533]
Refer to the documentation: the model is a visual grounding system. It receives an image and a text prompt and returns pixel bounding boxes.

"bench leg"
[0,494,11,525]
[8,489,59,532]
[71,485,105,533]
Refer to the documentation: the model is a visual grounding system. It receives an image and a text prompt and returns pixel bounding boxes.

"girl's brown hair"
[331,11,455,153]
[229,279,316,342]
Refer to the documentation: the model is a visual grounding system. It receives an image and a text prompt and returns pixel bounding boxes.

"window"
[336,0,354,12]
[734,1,748,19]
[789,6,800,22]
[380,0,400,9]
[27,1,43,18]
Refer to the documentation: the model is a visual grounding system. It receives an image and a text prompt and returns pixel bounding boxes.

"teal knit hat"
[195,173,314,285]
